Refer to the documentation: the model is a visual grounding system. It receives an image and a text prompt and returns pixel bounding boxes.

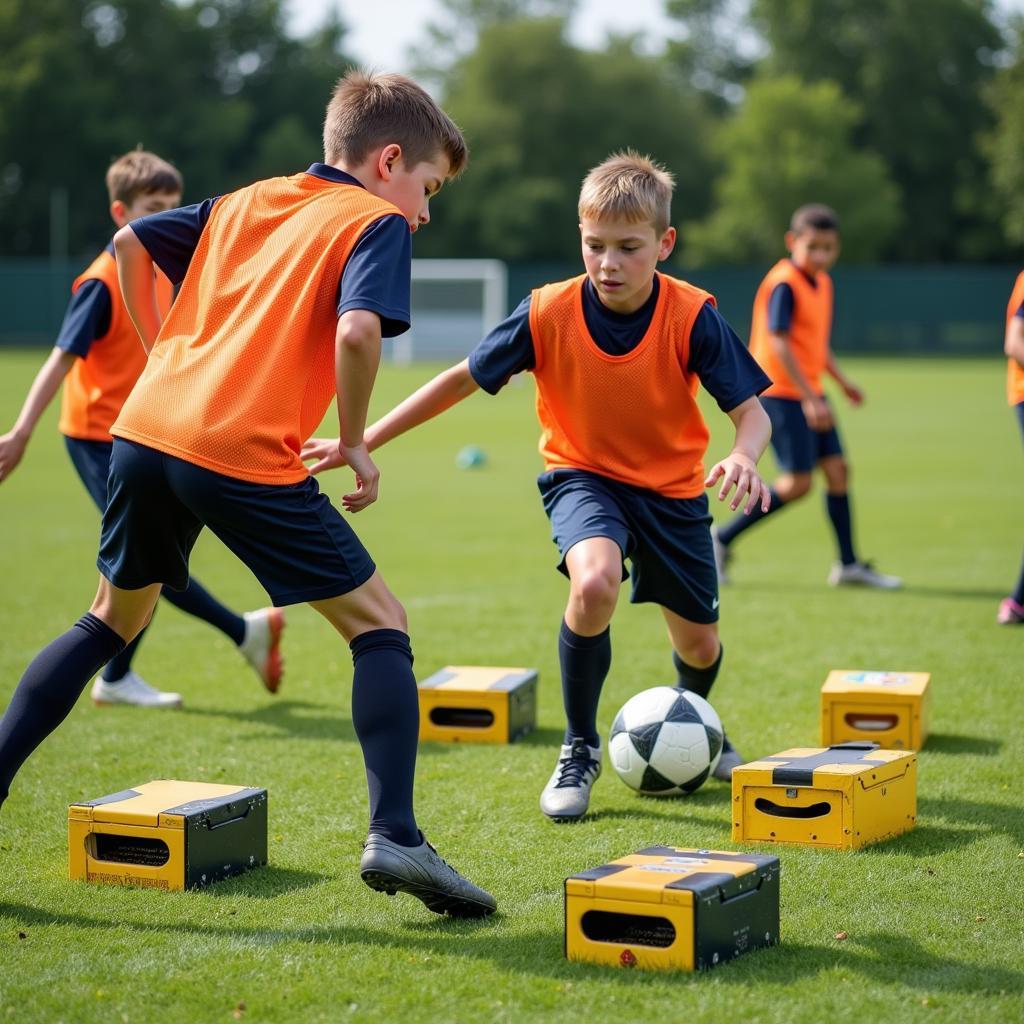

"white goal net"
[388,259,508,364]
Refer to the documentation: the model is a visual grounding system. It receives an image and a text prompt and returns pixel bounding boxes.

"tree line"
[1,0,1023,266]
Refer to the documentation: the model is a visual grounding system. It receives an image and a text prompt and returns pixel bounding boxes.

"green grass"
[0,351,1021,1023]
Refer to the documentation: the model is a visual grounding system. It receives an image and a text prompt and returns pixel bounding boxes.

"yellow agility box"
[565,847,779,971]
[69,780,267,890]
[821,670,931,750]
[732,742,916,850]
[418,666,537,743]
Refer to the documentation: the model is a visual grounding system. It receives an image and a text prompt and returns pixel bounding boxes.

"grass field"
[0,351,1021,1023]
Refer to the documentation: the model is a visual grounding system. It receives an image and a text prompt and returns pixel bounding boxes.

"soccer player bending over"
[0,72,495,917]
[305,151,772,823]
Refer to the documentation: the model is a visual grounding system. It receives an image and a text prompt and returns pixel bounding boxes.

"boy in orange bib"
[0,74,494,916]
[0,150,282,707]
[305,151,773,821]
[998,269,1024,624]
[712,204,902,590]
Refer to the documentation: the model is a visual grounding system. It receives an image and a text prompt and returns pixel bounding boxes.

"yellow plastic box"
[418,666,536,743]
[732,742,916,850]
[821,670,930,750]
[564,847,779,971]
[69,780,267,890]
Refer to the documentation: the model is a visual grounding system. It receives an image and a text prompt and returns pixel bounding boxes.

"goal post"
[390,259,508,364]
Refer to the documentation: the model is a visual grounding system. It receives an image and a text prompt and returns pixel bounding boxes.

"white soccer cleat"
[827,561,902,590]
[711,528,731,585]
[239,608,285,693]
[91,671,182,709]
[540,739,602,822]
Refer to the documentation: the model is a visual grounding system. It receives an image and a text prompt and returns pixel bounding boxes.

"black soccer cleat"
[360,833,497,918]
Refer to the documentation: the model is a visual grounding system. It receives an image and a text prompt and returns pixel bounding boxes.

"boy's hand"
[302,436,346,475]
[801,396,833,431]
[705,452,770,514]
[340,442,380,513]
[0,430,28,484]
[840,379,865,406]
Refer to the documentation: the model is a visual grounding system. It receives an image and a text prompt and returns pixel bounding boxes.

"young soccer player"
[305,151,773,822]
[0,72,495,916]
[998,269,1024,625]
[0,150,283,707]
[711,204,902,589]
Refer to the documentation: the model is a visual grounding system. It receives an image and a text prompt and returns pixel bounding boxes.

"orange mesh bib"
[113,174,401,483]
[529,274,714,498]
[58,250,173,441]
[749,260,833,399]
[1006,271,1024,406]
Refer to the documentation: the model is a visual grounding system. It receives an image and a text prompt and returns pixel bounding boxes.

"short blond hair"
[323,69,467,178]
[105,148,182,205]
[578,150,674,234]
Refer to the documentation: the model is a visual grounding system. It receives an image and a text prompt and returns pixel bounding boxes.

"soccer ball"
[608,687,724,796]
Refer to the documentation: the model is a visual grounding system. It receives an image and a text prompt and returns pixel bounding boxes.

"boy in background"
[0,73,495,916]
[0,150,282,707]
[712,204,901,590]
[998,269,1024,624]
[305,151,773,821]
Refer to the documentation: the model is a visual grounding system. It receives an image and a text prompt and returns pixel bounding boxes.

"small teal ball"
[455,445,487,470]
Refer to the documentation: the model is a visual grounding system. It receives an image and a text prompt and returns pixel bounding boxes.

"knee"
[570,568,620,619]
[783,473,812,500]
[374,592,408,633]
[824,459,849,492]
[677,632,720,669]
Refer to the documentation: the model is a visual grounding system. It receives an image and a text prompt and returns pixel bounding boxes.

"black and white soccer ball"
[608,687,724,796]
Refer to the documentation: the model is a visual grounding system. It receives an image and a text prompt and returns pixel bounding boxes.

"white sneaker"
[711,528,731,585]
[91,671,182,709]
[239,608,285,693]
[827,561,902,590]
[540,739,602,822]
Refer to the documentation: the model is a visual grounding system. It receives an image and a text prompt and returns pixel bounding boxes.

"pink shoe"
[996,597,1024,625]
[240,608,286,691]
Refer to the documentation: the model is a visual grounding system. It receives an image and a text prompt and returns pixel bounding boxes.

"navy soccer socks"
[0,613,125,809]
[672,645,723,700]
[825,492,857,566]
[716,487,784,547]
[349,628,420,848]
[559,620,611,747]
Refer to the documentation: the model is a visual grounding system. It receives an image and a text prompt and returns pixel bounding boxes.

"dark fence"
[3,259,1019,355]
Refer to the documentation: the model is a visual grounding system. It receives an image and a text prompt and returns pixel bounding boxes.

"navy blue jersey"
[469,275,770,412]
[767,261,820,333]
[54,245,114,358]
[1016,299,1024,319]
[131,164,412,337]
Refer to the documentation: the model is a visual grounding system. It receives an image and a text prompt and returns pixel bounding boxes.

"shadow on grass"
[925,733,1002,756]
[180,700,356,742]
[517,727,571,747]
[897,584,1006,601]
[200,865,329,899]
[1,901,1020,994]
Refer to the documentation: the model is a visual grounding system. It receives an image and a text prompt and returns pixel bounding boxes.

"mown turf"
[0,351,1021,1023]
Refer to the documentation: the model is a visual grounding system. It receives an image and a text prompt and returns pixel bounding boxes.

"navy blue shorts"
[538,469,719,624]
[64,436,113,512]
[762,396,844,474]
[98,439,376,606]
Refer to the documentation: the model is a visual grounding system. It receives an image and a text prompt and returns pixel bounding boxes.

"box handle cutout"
[581,910,676,948]
[91,833,170,867]
[206,807,250,830]
[844,713,898,731]
[754,797,832,819]
[429,707,495,728]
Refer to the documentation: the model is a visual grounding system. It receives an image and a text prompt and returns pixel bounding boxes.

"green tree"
[985,19,1024,251]
[0,0,353,258]
[683,76,900,265]
[416,18,715,262]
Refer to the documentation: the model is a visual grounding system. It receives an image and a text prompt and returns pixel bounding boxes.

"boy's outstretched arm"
[825,350,864,406]
[704,396,772,515]
[114,225,163,354]
[1005,313,1024,369]
[303,358,480,475]
[0,347,77,483]
[768,330,832,429]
